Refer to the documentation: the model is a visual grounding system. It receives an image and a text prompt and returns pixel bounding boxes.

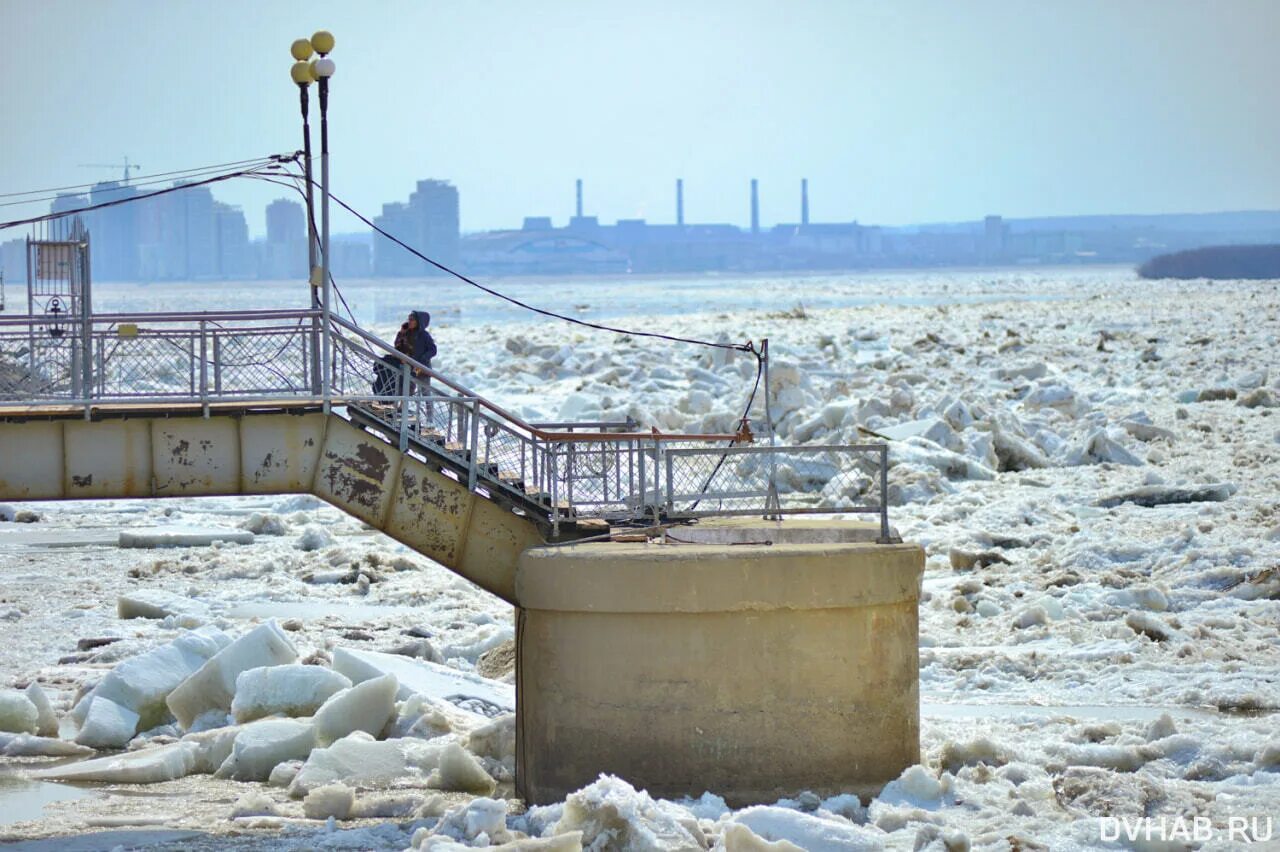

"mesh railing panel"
[0,331,72,400]
[663,444,887,518]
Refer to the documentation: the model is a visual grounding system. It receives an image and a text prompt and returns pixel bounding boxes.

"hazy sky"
[4,0,1279,237]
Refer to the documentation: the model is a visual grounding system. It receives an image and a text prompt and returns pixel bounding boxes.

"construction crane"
[78,156,141,184]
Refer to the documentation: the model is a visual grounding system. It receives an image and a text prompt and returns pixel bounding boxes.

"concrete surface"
[514,521,925,806]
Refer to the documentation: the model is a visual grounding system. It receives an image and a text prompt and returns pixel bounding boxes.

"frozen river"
[3,266,1088,329]
[0,267,1277,850]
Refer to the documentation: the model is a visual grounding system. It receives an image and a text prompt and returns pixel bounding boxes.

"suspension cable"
[272,170,752,354]
[0,154,301,232]
[0,160,285,211]
[246,172,359,325]
[0,155,288,200]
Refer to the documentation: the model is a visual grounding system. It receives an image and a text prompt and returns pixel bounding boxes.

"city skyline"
[4,1,1280,239]
[8,172,1280,283]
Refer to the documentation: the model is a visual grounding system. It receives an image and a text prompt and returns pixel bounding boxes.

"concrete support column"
[513,520,924,806]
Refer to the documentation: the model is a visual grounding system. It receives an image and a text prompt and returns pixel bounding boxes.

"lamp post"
[310,30,336,410]
[290,38,322,395]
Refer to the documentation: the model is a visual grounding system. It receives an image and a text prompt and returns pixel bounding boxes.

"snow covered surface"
[0,269,1278,849]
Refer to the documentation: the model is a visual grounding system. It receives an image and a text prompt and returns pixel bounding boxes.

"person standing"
[395,310,437,372]
[392,310,438,424]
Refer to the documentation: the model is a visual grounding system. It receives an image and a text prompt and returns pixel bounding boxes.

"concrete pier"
[514,519,925,806]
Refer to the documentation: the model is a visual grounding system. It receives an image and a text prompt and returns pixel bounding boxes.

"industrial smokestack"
[801,178,809,226]
[750,179,759,235]
[575,179,583,218]
[676,178,684,226]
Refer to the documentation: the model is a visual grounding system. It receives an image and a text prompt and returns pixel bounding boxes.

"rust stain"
[353,443,390,480]
[170,438,192,466]
[320,449,386,513]
[399,468,421,500]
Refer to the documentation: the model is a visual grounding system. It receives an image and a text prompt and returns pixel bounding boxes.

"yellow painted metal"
[382,453,476,573]
[0,411,539,605]
[0,421,65,499]
[64,419,152,497]
[239,413,327,494]
[311,416,402,527]
[150,417,242,496]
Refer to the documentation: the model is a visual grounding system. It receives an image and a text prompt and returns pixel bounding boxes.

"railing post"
[878,443,892,543]
[468,397,480,492]
[530,435,538,495]
[213,336,223,396]
[550,449,560,538]
[566,443,575,511]
[762,338,780,521]
[664,449,674,515]
[637,442,646,515]
[198,320,209,417]
[654,439,664,518]
[398,363,411,451]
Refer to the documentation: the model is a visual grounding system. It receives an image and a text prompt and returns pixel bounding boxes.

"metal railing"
[0,308,892,536]
[663,444,891,540]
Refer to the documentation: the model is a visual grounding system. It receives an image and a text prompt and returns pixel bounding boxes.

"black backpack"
[372,355,399,396]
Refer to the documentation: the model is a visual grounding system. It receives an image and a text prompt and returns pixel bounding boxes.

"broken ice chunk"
[231,665,351,724]
[74,696,141,749]
[31,741,201,784]
[25,683,59,738]
[313,673,398,746]
[215,718,317,782]
[167,622,298,729]
[0,691,39,735]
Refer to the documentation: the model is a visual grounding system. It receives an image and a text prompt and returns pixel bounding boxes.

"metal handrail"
[0,307,893,534]
[0,308,322,328]
[328,315,738,445]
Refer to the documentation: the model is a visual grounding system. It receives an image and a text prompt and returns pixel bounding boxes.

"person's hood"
[411,310,431,329]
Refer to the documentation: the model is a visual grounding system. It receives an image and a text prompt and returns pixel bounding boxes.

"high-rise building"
[373,201,416,277]
[87,181,140,281]
[0,239,25,285]
[214,203,252,278]
[409,179,460,273]
[51,193,88,216]
[130,183,219,281]
[259,199,307,279]
[266,199,305,247]
[983,215,1006,262]
[373,180,460,276]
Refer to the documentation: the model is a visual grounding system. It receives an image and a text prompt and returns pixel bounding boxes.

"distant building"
[258,198,307,279]
[266,198,305,246]
[0,239,25,286]
[87,182,140,280]
[983,215,1007,262]
[373,180,460,276]
[214,203,252,278]
[372,202,415,277]
[330,238,372,278]
[51,193,88,217]
[462,228,628,276]
[130,183,218,281]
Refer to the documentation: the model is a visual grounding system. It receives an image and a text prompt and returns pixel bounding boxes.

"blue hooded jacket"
[398,311,437,365]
